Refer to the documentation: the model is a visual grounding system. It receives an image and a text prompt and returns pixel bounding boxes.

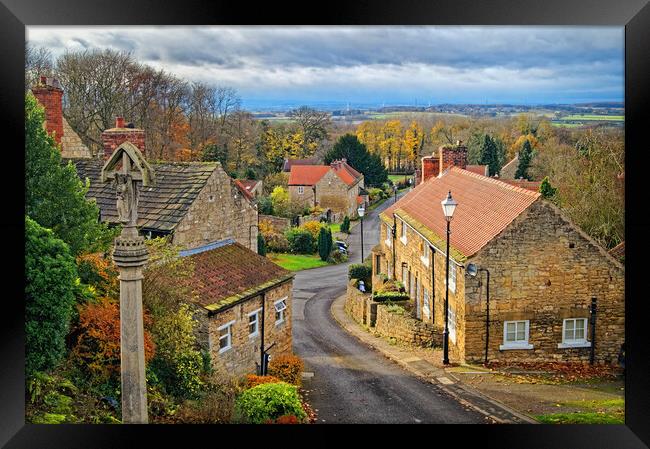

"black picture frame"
[2,0,649,447]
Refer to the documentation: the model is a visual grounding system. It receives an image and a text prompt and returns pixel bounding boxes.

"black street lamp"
[393,184,398,203]
[467,263,490,365]
[358,206,365,263]
[441,191,458,365]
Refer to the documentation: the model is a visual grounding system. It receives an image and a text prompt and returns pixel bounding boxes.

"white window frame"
[421,242,430,267]
[297,186,304,194]
[274,298,288,325]
[400,220,408,245]
[217,320,236,354]
[448,304,456,344]
[500,320,533,350]
[248,308,262,338]
[444,264,457,293]
[558,318,591,349]
[385,223,392,247]
[423,289,430,320]
[402,264,409,292]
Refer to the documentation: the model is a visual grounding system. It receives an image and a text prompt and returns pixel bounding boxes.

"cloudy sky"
[27,26,624,109]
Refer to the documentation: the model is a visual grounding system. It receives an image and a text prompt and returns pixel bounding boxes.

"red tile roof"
[381,167,540,260]
[609,241,625,260]
[288,165,331,186]
[185,241,293,311]
[234,179,255,200]
[332,161,363,186]
[498,179,542,192]
[465,165,489,176]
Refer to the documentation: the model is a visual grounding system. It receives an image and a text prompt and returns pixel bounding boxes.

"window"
[423,289,430,320]
[402,264,409,291]
[500,320,533,350]
[400,220,408,244]
[274,298,287,325]
[559,318,590,348]
[444,264,457,293]
[421,242,430,267]
[385,223,392,247]
[248,309,262,337]
[298,186,304,194]
[375,255,381,275]
[448,304,456,343]
[218,320,235,354]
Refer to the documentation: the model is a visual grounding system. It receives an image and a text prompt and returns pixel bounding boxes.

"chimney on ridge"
[421,155,440,184]
[438,141,468,176]
[31,76,64,145]
[101,116,146,160]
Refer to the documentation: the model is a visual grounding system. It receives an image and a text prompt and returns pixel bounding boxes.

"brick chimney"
[438,141,468,175]
[421,155,440,184]
[101,117,146,160]
[32,76,64,145]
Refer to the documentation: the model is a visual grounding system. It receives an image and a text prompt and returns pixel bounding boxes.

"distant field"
[367,111,469,120]
[560,115,624,121]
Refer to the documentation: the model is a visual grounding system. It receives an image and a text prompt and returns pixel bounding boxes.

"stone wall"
[463,199,625,365]
[260,214,291,232]
[345,281,370,325]
[204,280,293,378]
[289,185,315,209]
[375,302,441,347]
[173,164,258,251]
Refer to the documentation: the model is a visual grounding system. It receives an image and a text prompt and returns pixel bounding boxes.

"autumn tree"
[403,121,424,170]
[288,106,331,156]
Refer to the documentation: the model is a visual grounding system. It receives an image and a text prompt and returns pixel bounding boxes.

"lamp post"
[467,263,490,365]
[358,206,365,263]
[393,184,398,203]
[441,191,458,365]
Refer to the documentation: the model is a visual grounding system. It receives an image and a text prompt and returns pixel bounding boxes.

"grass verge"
[535,398,624,424]
[267,253,330,271]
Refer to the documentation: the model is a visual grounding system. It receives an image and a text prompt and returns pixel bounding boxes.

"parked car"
[335,240,348,254]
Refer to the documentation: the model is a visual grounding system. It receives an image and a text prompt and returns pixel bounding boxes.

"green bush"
[317,227,333,261]
[285,228,315,254]
[25,216,78,376]
[234,382,306,424]
[340,216,351,233]
[348,263,372,285]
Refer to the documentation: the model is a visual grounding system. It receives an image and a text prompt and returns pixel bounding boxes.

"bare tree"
[25,44,54,90]
[288,106,331,156]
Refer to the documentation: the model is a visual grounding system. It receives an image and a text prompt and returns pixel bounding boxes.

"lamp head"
[357,206,365,217]
[441,191,458,221]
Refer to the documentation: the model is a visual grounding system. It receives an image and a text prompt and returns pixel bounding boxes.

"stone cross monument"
[101,142,155,424]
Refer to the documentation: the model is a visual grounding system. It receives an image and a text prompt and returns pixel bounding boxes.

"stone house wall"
[463,199,624,365]
[173,165,258,252]
[203,280,293,378]
[289,169,364,218]
[289,185,316,209]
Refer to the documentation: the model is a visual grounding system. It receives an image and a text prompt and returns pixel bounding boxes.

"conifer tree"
[515,139,534,180]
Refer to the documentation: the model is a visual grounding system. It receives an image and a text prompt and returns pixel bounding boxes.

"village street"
[292,195,486,424]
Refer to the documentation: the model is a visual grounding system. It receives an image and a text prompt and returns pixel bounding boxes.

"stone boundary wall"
[260,214,291,232]
[345,281,370,325]
[375,302,442,347]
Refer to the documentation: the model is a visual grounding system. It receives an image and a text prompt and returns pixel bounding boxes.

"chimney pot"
[40,76,47,84]
[116,117,125,128]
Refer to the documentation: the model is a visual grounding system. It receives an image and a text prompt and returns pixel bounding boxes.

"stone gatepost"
[101,141,155,424]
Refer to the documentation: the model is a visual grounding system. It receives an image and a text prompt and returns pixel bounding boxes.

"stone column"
[112,226,149,424]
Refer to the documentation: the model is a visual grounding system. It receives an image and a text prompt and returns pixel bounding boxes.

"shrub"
[266,414,301,424]
[76,253,119,299]
[340,216,351,233]
[26,217,78,376]
[267,354,304,386]
[301,221,323,240]
[348,263,372,285]
[318,227,333,261]
[328,249,348,264]
[270,187,290,217]
[257,196,273,215]
[234,382,306,424]
[257,234,267,256]
[265,233,290,253]
[244,374,282,389]
[72,297,156,384]
[285,228,315,254]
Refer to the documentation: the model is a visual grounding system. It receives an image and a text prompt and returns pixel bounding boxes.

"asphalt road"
[292,193,485,424]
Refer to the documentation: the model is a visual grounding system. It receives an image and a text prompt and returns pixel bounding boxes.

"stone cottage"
[181,239,294,376]
[288,159,365,217]
[373,166,624,365]
[33,78,259,252]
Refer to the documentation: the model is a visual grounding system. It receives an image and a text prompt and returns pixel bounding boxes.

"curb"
[330,293,538,424]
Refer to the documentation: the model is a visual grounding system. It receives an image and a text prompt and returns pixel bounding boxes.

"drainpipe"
[590,297,597,365]
[260,292,266,375]
[392,216,397,279]
[430,246,435,325]
[484,269,490,366]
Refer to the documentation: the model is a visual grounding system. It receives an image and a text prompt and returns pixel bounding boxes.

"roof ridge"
[449,167,540,198]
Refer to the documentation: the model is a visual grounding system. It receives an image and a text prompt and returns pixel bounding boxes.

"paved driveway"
[292,193,485,424]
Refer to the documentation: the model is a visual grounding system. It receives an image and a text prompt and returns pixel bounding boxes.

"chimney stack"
[438,142,468,176]
[101,116,146,160]
[31,76,64,145]
[421,155,440,184]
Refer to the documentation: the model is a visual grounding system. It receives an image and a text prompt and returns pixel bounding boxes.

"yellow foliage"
[300,221,323,239]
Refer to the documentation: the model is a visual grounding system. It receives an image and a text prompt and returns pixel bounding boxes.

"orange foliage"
[265,414,300,424]
[258,219,277,238]
[72,298,155,383]
[76,253,119,298]
[267,354,304,386]
[244,374,282,389]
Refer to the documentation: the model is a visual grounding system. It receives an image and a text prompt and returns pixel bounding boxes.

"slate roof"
[183,240,293,312]
[69,158,219,232]
[282,158,319,172]
[381,167,540,261]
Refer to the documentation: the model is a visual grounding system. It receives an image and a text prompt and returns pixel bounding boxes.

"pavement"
[330,292,538,424]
